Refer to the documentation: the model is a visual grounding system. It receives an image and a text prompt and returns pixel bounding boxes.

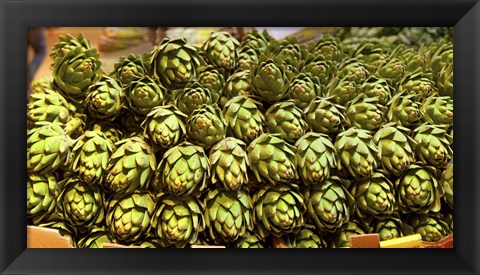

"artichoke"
[57,176,105,228]
[304,96,345,134]
[78,227,115,248]
[64,114,87,139]
[308,34,344,62]
[223,95,265,143]
[247,133,297,184]
[331,221,366,248]
[361,76,393,106]
[173,81,213,116]
[407,213,450,242]
[376,57,406,87]
[27,122,71,174]
[151,37,205,89]
[373,123,416,176]
[304,176,354,232]
[27,89,70,128]
[421,96,453,127]
[204,188,253,243]
[334,128,379,180]
[351,171,397,219]
[154,142,210,197]
[287,73,322,110]
[50,33,94,66]
[395,164,442,214]
[237,48,259,71]
[326,76,358,106]
[85,76,124,120]
[210,137,249,191]
[71,130,115,184]
[300,54,336,86]
[126,76,166,116]
[440,160,453,209]
[152,193,205,248]
[345,95,386,131]
[106,191,155,243]
[412,123,452,168]
[141,105,187,150]
[27,173,58,223]
[240,29,271,54]
[253,183,305,238]
[336,58,370,84]
[251,55,294,103]
[197,65,225,103]
[398,72,437,102]
[105,137,157,194]
[234,231,267,248]
[112,53,150,87]
[223,70,253,100]
[295,132,337,185]
[186,104,227,148]
[90,122,123,143]
[373,216,413,241]
[202,32,240,71]
[387,92,424,128]
[284,227,327,248]
[436,63,453,98]
[265,100,308,144]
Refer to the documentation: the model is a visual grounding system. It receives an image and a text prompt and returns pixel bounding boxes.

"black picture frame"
[1,0,479,274]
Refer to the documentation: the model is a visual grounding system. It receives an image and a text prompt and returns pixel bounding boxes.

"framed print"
[1,0,479,274]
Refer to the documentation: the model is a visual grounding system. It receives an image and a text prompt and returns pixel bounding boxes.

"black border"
[1,0,479,274]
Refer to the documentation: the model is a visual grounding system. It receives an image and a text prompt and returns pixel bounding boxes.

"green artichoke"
[345,95,386,131]
[237,48,259,71]
[284,227,327,248]
[421,96,453,127]
[395,164,442,214]
[85,76,124,120]
[173,81,213,116]
[154,142,210,197]
[308,34,344,62]
[331,221,366,248]
[240,29,271,54]
[141,105,187,150]
[53,46,102,100]
[361,76,393,106]
[202,32,240,71]
[30,76,54,95]
[210,137,249,191]
[334,128,379,180]
[373,216,413,241]
[300,54,336,86]
[407,213,450,242]
[90,122,123,143]
[78,227,115,248]
[186,104,227,148]
[398,72,437,102]
[27,89,70,128]
[412,123,452,168]
[247,133,297,184]
[126,76,166,116]
[112,53,150,87]
[151,37,205,89]
[287,73,322,110]
[197,65,225,103]
[223,70,253,100]
[27,173,58,223]
[265,100,308,144]
[57,176,105,228]
[376,57,406,87]
[71,130,115,184]
[64,114,87,139]
[27,122,71,174]
[351,171,397,219]
[337,58,370,84]
[105,137,157,194]
[436,63,453,98]
[234,231,267,248]
[304,176,354,232]
[429,40,453,76]
[204,188,253,243]
[223,95,265,143]
[387,92,423,128]
[295,132,337,185]
[253,183,305,238]
[106,191,155,243]
[304,96,345,134]
[152,192,205,248]
[326,76,358,106]
[50,33,94,67]
[440,160,453,209]
[373,123,416,176]
[251,55,294,103]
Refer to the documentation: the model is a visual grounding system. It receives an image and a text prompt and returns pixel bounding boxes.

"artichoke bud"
[127,76,167,116]
[440,160,453,209]
[197,65,226,103]
[407,213,450,242]
[304,96,346,134]
[287,73,322,110]
[112,53,151,87]
[345,95,386,131]
[173,81,213,116]
[331,221,366,248]
[202,31,240,72]
[265,100,308,144]
[27,173,58,223]
[223,95,266,143]
[251,54,294,103]
[387,92,424,128]
[284,226,328,248]
[85,75,124,120]
[141,105,187,150]
[27,89,71,128]
[223,70,253,100]
[412,123,452,168]
[186,104,227,148]
[326,76,358,106]
[421,96,453,127]
[361,76,393,106]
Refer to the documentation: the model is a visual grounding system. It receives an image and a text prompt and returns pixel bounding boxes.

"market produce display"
[27,27,453,248]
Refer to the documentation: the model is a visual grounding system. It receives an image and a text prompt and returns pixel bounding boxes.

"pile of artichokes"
[27,28,453,248]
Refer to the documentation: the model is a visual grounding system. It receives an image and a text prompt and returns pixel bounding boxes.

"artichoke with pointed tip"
[173,82,213,116]
[441,160,453,209]
[223,95,265,143]
[223,70,253,100]
[373,123,416,176]
[304,96,345,134]
[284,227,327,248]
[27,89,70,128]
[237,48,259,71]
[154,142,210,197]
[112,53,150,87]
[152,193,205,248]
[210,137,249,191]
[376,57,406,87]
[151,37,205,89]
[186,104,226,148]
[407,213,450,242]
[345,95,386,131]
[337,58,370,84]
[287,73,322,110]
[27,173,58,223]
[295,133,337,185]
[395,164,442,214]
[326,76,358,106]
[106,191,155,243]
[50,33,94,67]
[334,128,379,180]
[251,56,294,103]
[202,32,240,71]
[331,221,366,248]
[436,63,453,98]
[304,176,354,232]
[398,72,437,102]
[197,65,225,103]
[265,100,308,144]
[421,96,453,127]
[105,137,157,194]
[204,188,253,243]
[90,122,124,144]
[240,29,271,54]
[387,92,423,128]
[247,133,297,184]
[301,54,336,86]
[126,76,166,116]
[373,216,413,241]
[412,123,452,168]
[141,105,187,150]
[361,76,393,106]
[27,122,71,174]
[308,34,344,62]
[85,76,124,120]
[253,183,305,238]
